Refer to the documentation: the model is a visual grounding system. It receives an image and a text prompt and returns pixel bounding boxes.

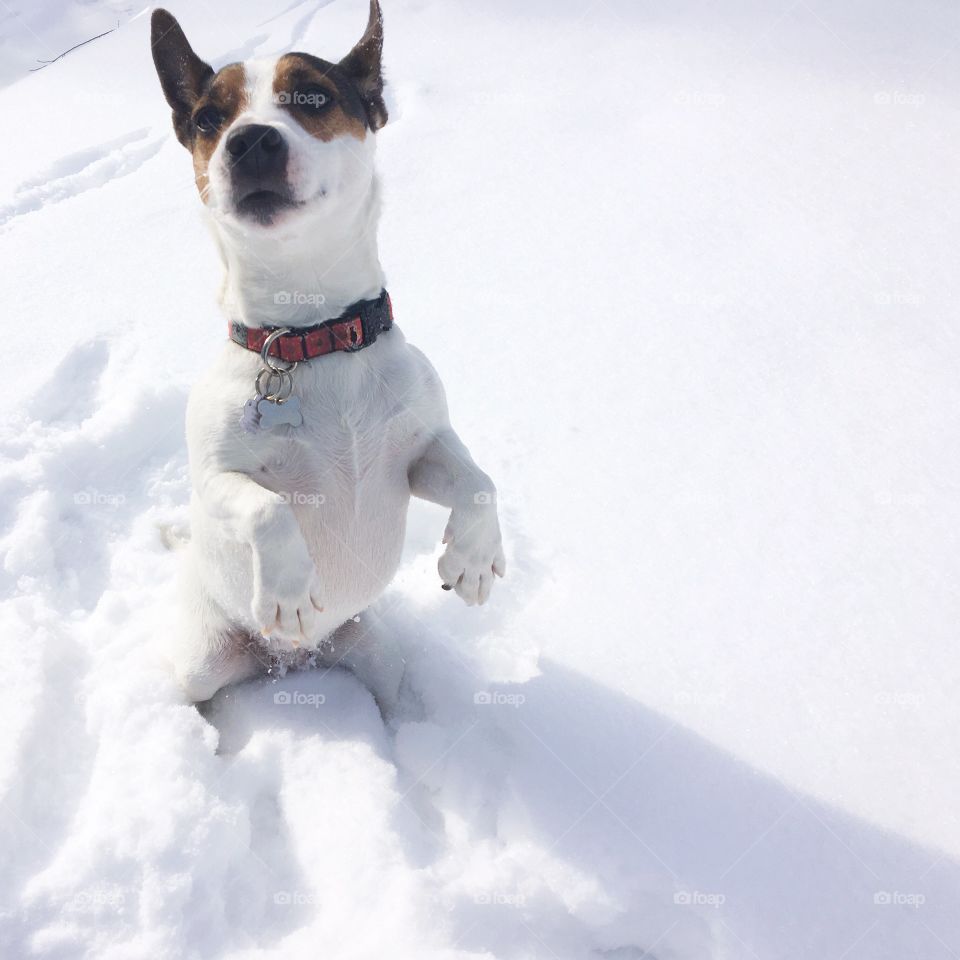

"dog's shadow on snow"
[201,500,960,959]
[378,614,960,959]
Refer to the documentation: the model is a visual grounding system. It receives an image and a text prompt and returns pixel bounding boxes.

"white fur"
[170,55,505,706]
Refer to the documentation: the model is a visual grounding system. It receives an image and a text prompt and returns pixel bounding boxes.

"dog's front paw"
[438,509,506,606]
[251,545,323,648]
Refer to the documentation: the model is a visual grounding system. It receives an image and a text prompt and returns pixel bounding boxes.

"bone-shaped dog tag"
[257,394,303,429]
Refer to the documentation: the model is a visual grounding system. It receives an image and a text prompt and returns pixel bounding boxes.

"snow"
[1,0,958,957]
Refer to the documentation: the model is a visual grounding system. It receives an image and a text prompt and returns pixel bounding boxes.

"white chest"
[185,329,437,612]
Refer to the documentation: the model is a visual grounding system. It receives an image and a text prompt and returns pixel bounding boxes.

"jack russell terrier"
[150,1,505,706]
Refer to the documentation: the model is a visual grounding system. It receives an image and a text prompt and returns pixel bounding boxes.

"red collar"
[229,290,393,362]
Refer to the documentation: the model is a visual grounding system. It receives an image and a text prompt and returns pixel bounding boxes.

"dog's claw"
[438,511,504,605]
[252,560,323,649]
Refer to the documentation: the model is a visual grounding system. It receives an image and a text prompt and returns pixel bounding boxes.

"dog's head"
[150,2,386,230]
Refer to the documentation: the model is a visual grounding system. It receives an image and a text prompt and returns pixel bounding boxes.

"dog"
[150,1,505,706]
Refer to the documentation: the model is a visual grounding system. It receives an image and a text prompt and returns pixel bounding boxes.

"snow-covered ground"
[1,0,959,957]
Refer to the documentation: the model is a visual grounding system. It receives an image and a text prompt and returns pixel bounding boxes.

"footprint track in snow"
[29,338,111,426]
[0,128,165,228]
[0,338,188,610]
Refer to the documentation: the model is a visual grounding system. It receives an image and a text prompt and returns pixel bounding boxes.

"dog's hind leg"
[317,609,405,717]
[168,548,265,703]
[174,628,264,704]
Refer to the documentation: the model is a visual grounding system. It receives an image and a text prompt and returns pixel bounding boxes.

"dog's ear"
[339,0,387,131]
[151,9,214,147]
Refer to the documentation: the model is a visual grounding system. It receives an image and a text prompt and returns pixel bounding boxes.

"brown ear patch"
[272,54,368,143]
[189,63,248,202]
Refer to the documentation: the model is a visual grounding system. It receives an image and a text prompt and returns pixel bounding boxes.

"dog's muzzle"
[226,124,296,224]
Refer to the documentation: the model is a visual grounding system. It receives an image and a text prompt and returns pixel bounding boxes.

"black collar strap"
[229,289,393,362]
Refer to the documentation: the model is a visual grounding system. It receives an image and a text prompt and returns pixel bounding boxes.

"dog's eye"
[194,106,224,135]
[292,86,332,111]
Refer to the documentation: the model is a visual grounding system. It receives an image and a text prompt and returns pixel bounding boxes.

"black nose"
[225,124,287,177]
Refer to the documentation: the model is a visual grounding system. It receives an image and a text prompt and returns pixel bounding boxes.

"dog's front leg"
[199,471,323,644]
[409,429,506,605]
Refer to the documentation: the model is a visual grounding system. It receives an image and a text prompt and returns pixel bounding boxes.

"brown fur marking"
[191,63,248,201]
[273,54,367,143]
